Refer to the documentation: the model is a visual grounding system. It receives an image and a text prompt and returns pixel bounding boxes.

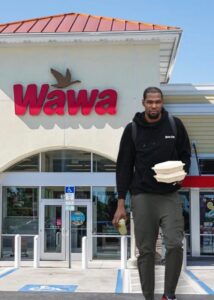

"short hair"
[143,87,163,100]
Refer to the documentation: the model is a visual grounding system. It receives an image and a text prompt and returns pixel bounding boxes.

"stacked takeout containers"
[152,161,186,183]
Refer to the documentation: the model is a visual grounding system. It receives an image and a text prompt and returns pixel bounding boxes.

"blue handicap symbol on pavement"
[19,284,78,292]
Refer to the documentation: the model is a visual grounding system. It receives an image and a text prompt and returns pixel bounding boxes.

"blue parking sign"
[65,186,75,194]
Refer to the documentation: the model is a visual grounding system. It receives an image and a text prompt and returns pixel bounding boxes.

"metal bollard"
[123,269,130,293]
[14,234,21,268]
[82,236,88,269]
[121,236,127,269]
[33,235,40,268]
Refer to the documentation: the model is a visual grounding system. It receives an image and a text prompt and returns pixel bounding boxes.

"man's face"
[143,92,163,120]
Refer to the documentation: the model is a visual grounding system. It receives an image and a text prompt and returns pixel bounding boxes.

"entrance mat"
[19,285,78,292]
[0,293,213,300]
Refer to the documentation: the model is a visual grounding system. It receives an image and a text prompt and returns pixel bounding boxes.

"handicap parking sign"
[65,186,75,201]
[65,186,75,194]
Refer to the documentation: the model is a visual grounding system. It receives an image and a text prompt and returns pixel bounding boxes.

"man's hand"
[112,199,127,228]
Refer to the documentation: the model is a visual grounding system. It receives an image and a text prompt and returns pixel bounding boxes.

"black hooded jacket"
[116,109,191,198]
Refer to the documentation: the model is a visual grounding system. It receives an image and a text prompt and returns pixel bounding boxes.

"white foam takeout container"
[154,170,186,183]
[152,160,185,174]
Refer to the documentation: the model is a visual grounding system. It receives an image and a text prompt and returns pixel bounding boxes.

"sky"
[0,0,213,84]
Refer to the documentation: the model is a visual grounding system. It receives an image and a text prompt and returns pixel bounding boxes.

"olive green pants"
[131,192,184,300]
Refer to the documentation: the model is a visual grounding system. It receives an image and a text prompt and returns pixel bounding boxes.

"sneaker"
[162,295,177,300]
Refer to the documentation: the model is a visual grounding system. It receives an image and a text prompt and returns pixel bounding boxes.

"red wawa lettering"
[13,84,117,116]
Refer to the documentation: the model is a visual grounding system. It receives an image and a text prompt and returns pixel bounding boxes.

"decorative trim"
[0,30,181,45]
[183,176,214,188]
[162,83,214,96]
[165,104,214,115]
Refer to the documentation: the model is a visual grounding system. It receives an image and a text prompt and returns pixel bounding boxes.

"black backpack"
[131,114,177,145]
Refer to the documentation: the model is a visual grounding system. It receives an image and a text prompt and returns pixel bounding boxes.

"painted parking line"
[186,270,214,295]
[0,268,17,279]
[19,284,78,292]
[115,269,123,293]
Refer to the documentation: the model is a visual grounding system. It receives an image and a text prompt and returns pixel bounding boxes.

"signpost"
[65,186,75,269]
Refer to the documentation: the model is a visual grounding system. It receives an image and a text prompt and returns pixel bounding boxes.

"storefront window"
[199,159,214,174]
[41,186,91,199]
[179,191,190,233]
[1,187,39,259]
[5,155,39,172]
[93,154,116,172]
[200,192,214,255]
[42,187,65,199]
[42,150,91,172]
[75,186,90,199]
[4,150,116,173]
[92,186,130,258]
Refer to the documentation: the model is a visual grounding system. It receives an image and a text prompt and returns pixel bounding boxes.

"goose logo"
[51,68,81,88]
[13,68,118,116]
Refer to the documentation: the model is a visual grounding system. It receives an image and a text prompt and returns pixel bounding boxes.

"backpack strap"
[168,114,177,138]
[131,121,137,146]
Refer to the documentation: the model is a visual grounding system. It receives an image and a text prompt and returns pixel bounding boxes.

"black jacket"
[116,109,191,198]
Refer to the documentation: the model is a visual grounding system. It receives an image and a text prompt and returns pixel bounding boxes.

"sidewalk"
[0,260,120,293]
[0,260,213,298]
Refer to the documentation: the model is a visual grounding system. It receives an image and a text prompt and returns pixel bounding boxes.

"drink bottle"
[118,218,127,235]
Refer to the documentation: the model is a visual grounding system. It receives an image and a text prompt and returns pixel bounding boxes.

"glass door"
[40,199,92,261]
[67,200,92,260]
[40,200,66,260]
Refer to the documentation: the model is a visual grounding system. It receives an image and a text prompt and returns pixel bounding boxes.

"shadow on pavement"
[0,293,213,300]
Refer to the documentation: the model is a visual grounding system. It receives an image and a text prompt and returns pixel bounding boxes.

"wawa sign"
[13,68,118,116]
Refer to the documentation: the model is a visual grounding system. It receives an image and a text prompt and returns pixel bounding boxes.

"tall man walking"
[113,87,191,300]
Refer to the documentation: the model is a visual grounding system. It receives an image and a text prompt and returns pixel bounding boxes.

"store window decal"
[200,193,214,255]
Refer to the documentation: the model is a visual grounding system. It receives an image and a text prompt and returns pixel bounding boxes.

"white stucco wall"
[0,42,160,170]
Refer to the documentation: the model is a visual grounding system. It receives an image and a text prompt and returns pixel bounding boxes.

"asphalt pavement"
[0,292,213,300]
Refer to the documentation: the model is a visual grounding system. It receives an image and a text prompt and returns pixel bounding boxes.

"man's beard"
[148,111,161,120]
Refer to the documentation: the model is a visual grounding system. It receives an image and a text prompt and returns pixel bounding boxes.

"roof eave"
[0,29,182,43]
[0,29,182,84]
[164,30,182,83]
[161,83,214,96]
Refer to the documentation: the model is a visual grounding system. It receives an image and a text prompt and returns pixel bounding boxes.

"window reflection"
[199,159,214,174]
[44,206,62,253]
[179,190,191,255]
[4,150,116,173]
[92,186,130,259]
[93,187,118,234]
[93,154,116,172]
[42,187,65,199]
[179,191,190,234]
[2,187,38,235]
[42,150,91,172]
[6,155,39,172]
[1,187,38,259]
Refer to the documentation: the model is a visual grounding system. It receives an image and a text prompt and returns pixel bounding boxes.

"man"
[112,87,191,300]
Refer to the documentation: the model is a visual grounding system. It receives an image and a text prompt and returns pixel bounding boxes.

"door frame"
[65,199,92,261]
[40,199,92,261]
[40,199,66,260]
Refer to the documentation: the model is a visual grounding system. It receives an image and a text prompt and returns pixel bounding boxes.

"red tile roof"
[0,12,179,34]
